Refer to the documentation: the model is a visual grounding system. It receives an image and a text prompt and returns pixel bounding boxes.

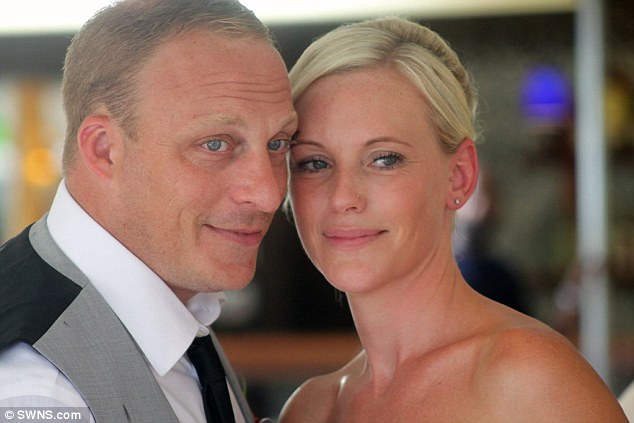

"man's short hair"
[62,0,270,172]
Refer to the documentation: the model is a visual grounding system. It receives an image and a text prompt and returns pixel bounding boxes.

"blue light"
[520,65,573,126]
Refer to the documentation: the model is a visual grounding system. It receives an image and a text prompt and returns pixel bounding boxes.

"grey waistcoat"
[0,217,253,423]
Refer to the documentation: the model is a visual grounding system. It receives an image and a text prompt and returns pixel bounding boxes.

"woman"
[279,17,626,422]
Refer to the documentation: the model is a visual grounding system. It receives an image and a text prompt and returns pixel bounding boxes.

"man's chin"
[211,266,257,291]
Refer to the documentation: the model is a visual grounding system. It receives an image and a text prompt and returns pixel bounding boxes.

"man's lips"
[207,226,265,246]
[323,228,386,248]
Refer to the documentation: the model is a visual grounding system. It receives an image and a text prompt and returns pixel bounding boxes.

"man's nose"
[230,150,286,213]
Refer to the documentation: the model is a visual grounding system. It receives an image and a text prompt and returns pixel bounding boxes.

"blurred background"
[1,0,633,418]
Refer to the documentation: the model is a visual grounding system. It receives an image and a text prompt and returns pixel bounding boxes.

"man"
[0,0,297,421]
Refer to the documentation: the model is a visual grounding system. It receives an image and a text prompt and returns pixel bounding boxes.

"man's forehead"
[140,35,290,94]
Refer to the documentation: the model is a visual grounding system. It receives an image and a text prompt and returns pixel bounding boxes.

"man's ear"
[77,115,120,180]
[447,138,479,210]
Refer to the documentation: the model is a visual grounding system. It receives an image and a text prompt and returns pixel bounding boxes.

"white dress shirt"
[0,181,245,423]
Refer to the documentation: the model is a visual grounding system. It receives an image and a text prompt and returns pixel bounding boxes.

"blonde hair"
[61,0,270,172]
[289,17,478,153]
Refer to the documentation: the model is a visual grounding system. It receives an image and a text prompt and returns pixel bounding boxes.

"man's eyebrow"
[193,112,298,131]
[202,114,246,127]
[188,114,247,130]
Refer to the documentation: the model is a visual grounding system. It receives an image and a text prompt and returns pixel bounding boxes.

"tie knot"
[188,334,213,351]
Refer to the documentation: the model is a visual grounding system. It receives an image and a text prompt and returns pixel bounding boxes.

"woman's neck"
[346,257,466,386]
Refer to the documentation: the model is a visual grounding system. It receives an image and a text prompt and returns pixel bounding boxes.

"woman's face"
[289,67,459,293]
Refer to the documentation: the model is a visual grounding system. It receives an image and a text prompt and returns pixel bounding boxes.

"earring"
[454,198,461,205]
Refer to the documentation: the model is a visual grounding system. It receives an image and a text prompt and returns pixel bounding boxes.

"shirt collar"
[47,181,225,376]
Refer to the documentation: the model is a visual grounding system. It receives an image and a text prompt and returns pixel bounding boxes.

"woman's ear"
[447,138,479,210]
[77,114,121,180]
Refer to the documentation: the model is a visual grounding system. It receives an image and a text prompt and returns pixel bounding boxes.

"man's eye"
[203,139,229,152]
[268,139,291,153]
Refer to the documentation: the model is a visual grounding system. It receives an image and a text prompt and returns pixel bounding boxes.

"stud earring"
[454,198,461,205]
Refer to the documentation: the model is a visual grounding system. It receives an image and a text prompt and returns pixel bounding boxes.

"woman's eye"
[373,153,404,169]
[297,158,329,172]
[268,139,291,153]
[203,139,229,152]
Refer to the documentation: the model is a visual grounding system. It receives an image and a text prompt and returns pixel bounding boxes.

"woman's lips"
[323,228,386,249]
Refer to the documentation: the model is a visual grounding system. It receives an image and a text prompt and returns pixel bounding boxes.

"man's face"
[111,31,296,301]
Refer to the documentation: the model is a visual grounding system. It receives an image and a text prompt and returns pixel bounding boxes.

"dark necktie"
[187,335,236,423]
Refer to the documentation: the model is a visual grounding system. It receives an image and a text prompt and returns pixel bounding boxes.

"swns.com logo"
[1,406,89,422]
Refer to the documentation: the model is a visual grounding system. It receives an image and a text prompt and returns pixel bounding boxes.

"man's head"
[62,0,297,302]
[62,0,271,172]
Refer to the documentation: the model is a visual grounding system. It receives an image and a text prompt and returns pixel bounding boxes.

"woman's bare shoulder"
[277,375,337,423]
[278,352,365,423]
[473,320,627,421]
